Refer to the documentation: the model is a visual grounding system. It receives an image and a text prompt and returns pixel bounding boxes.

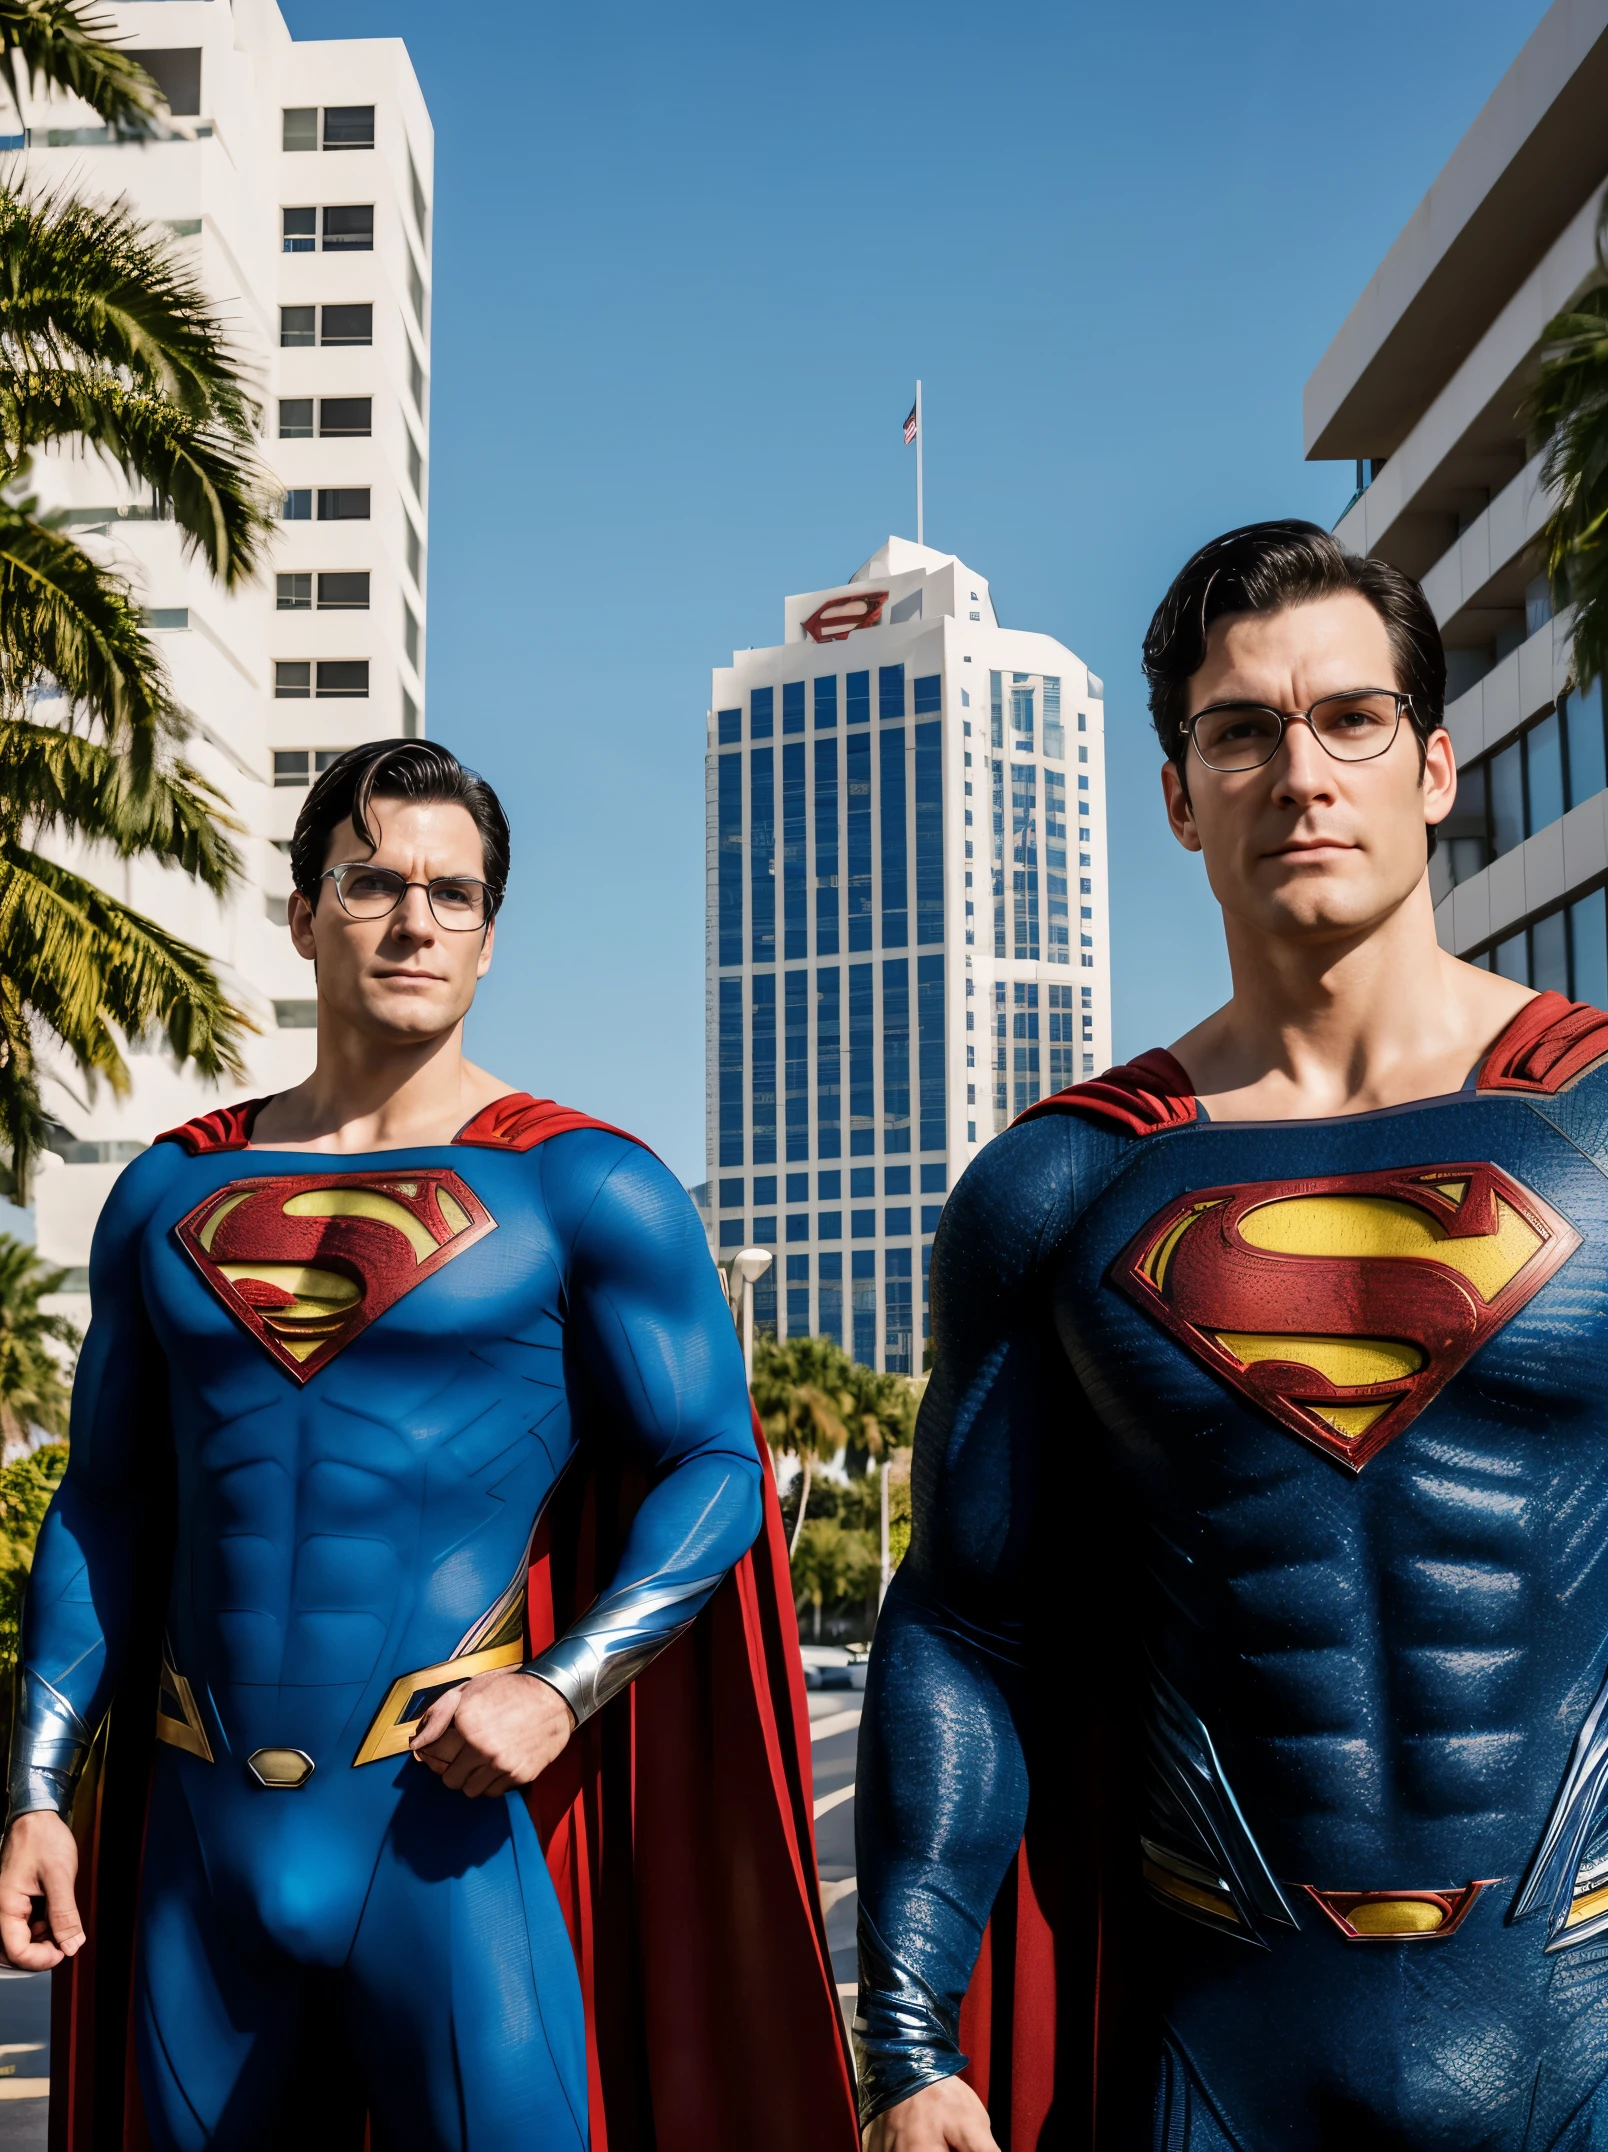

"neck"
[253,1013,513,1152]
[1173,875,1534,1118]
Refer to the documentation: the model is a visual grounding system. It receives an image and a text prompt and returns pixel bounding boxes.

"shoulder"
[1014,1047,1198,1138]
[87,1139,189,1271]
[1477,992,1608,1095]
[153,1097,266,1154]
[460,1097,695,1255]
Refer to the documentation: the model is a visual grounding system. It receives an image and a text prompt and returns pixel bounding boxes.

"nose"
[1271,715,1338,804]
[388,883,436,939]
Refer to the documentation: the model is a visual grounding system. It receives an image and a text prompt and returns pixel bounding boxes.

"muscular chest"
[1056,1097,1608,1648]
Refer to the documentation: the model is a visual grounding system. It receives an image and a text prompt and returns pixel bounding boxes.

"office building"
[1306,0,1608,995]
[16,0,432,1305]
[704,538,1110,1370]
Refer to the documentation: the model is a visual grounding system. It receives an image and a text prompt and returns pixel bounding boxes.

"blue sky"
[286,0,1552,1186]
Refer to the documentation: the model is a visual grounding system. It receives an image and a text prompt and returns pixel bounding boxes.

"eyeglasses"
[1184,690,1413,773]
[320,863,494,930]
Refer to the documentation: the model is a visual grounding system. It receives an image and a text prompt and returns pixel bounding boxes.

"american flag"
[903,400,918,444]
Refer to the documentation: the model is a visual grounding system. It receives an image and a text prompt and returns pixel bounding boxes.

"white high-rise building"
[15,1,432,1305]
[704,538,1110,1372]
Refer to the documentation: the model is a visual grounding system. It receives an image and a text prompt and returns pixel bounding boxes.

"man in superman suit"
[857,522,1608,2151]
[0,740,857,2150]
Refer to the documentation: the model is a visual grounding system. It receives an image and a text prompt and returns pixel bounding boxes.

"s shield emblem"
[174,1171,495,1382]
[1112,1163,1579,1470]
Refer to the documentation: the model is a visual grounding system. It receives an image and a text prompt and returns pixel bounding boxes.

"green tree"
[1,0,161,133]
[790,1514,879,1643]
[0,1436,67,1756]
[1526,190,1608,692]
[752,1332,851,1556]
[0,1231,75,1449]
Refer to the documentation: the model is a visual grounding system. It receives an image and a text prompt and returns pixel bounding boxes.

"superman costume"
[9,1093,857,2151]
[855,992,1608,2149]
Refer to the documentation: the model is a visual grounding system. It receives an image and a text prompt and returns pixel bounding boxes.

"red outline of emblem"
[1111,1162,1580,1471]
[800,591,889,644]
[174,1169,496,1384]
[1302,1880,1495,1942]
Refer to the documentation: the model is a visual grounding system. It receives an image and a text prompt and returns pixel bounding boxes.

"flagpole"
[915,379,924,547]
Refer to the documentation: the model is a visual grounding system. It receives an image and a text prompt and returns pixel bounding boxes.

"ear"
[1161,759,1202,854]
[287,888,318,961]
[1422,727,1457,829]
[475,916,496,980]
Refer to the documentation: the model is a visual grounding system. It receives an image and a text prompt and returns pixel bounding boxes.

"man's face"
[286,796,496,1043]
[1161,592,1456,944]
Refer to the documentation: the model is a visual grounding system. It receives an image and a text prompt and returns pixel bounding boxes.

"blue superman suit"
[855,994,1608,2149]
[10,1097,761,2151]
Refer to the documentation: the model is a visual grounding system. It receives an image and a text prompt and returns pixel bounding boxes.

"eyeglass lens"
[1190,692,1403,772]
[335,866,488,928]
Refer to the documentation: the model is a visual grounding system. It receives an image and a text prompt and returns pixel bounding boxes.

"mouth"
[1265,839,1357,860]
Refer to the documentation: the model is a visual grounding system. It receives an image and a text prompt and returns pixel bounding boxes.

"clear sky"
[284,0,1553,1185]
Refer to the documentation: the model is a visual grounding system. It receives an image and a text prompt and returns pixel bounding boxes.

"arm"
[413,1137,761,1794]
[0,1148,174,1965]
[855,1119,1076,2141]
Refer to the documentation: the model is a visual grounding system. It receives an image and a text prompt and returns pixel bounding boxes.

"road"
[0,1969,48,2149]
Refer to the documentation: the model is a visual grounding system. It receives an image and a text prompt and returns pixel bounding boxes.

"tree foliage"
[1526,191,1608,692]
[0,62,273,1195]
[0,1435,67,1757]
[0,1231,75,1448]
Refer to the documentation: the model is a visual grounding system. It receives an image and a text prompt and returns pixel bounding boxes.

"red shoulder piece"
[455,1092,650,1154]
[1478,991,1608,1095]
[154,1098,267,1153]
[1012,1047,1198,1139]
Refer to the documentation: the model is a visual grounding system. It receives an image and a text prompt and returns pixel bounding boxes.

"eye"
[346,870,399,897]
[431,881,478,910]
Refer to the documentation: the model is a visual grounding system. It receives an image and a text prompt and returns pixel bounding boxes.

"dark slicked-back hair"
[1142,520,1447,776]
[290,739,511,914]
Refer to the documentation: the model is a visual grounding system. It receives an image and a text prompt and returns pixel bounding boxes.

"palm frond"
[0,0,158,131]
[1,367,271,584]
[1,842,253,1088]
[0,978,46,1206]
[0,188,258,434]
[1523,200,1608,692]
[0,500,181,756]
[0,714,241,890]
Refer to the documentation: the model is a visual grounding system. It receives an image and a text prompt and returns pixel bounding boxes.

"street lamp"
[729,1246,772,1385]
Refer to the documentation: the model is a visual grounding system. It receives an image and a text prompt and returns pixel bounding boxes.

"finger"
[40,1864,84,1957]
[0,1902,56,1971]
[410,1686,466,1750]
[414,1725,466,1771]
[439,1744,487,1792]
[456,1760,503,1800]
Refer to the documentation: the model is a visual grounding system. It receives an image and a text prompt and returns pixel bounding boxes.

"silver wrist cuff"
[520,1570,723,1727]
[6,1672,92,1827]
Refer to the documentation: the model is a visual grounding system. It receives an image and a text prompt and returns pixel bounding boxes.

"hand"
[409,1669,576,1798]
[864,2077,1000,2152]
[0,1811,83,1970]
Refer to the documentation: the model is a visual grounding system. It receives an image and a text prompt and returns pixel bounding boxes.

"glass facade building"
[705,537,1110,1371]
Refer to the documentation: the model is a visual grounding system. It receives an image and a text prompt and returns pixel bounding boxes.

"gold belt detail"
[351,1640,524,1767]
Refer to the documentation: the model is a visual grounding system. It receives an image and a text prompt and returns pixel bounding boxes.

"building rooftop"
[1304,0,1608,462]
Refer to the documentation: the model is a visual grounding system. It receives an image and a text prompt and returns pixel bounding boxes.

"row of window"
[278,502,425,598]
[274,749,343,787]
[279,398,371,439]
[280,109,430,253]
[1472,883,1608,1007]
[1435,677,1607,898]
[717,726,943,963]
[991,758,1091,966]
[274,662,368,700]
[283,205,373,253]
[281,304,372,348]
[718,958,945,1167]
[749,1248,927,1372]
[992,981,1094,1127]
[717,669,940,743]
[720,1208,942,1244]
[991,671,1077,761]
[719,1165,947,1202]
[277,572,369,611]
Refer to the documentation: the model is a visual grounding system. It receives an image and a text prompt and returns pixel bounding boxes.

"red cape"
[47,1099,858,2150]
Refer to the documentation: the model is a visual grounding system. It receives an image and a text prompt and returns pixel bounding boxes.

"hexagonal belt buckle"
[246,1746,315,1790]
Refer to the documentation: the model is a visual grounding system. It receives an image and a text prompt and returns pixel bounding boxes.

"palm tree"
[0,1232,76,1451]
[752,1333,852,1557]
[0,25,275,1199]
[1526,191,1608,691]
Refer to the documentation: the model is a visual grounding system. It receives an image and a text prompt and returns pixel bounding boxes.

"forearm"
[523,1447,761,1723]
[854,1574,1029,2127]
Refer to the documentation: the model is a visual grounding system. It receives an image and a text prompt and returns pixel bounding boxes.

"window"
[752,973,777,1165]
[849,962,874,1155]
[783,746,806,959]
[918,953,945,1152]
[281,489,311,521]
[409,347,425,415]
[319,397,371,437]
[274,1001,318,1028]
[407,145,428,240]
[847,732,872,951]
[719,977,743,1165]
[819,1251,843,1349]
[750,746,775,963]
[316,661,368,699]
[786,1253,809,1336]
[403,602,420,671]
[318,571,369,611]
[408,255,426,329]
[280,305,315,347]
[135,48,200,116]
[275,662,310,700]
[847,670,870,726]
[879,665,905,721]
[320,304,373,346]
[277,573,311,611]
[1472,885,1608,1006]
[852,1251,876,1368]
[718,754,743,966]
[913,674,941,715]
[814,739,839,956]
[881,726,908,947]
[278,398,313,439]
[274,748,309,782]
[783,681,806,736]
[317,488,370,520]
[885,1247,914,1373]
[405,518,423,587]
[883,960,911,1153]
[1043,675,1064,760]
[915,722,943,946]
[401,689,419,738]
[145,608,187,630]
[322,205,374,252]
[282,207,316,254]
[282,107,316,151]
[407,433,423,500]
[816,966,841,1159]
[1431,676,1608,902]
[323,105,374,150]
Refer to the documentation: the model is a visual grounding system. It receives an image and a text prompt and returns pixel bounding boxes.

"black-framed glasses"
[321,863,494,930]
[1184,689,1413,773]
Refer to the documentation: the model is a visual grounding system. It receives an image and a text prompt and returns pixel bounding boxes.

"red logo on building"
[800,591,889,644]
